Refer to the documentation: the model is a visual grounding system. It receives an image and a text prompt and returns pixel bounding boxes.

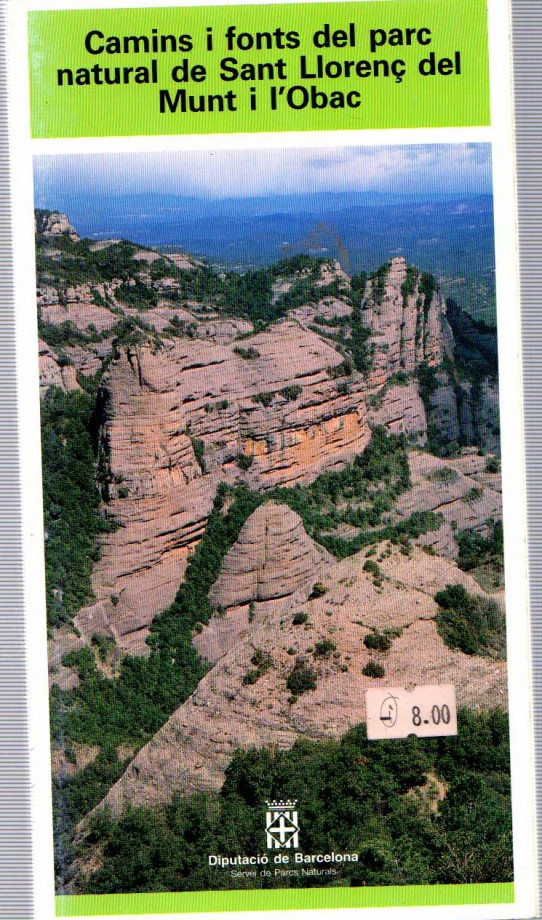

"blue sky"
[34,144,492,205]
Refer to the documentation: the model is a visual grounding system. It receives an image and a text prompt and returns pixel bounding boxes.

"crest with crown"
[265,800,299,849]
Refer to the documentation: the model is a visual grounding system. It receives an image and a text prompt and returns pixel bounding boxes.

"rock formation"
[69,323,372,651]
[35,209,80,241]
[209,503,331,609]
[363,257,453,388]
[38,339,80,395]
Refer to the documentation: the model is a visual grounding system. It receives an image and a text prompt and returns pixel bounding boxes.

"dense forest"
[78,709,512,893]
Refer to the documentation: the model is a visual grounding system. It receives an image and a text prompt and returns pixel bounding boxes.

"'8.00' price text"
[365,685,457,740]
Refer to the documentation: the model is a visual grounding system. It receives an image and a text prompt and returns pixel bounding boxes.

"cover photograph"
[6,0,537,917]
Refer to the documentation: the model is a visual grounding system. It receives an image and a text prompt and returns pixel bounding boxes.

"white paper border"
[4,0,537,918]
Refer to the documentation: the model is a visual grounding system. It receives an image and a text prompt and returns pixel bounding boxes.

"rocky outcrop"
[363,257,453,388]
[368,381,427,442]
[209,503,331,609]
[392,450,502,559]
[38,283,122,333]
[38,340,80,394]
[99,321,370,497]
[35,210,80,241]
[315,259,350,288]
[474,379,500,452]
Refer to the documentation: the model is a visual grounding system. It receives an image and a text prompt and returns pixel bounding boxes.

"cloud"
[34,144,491,204]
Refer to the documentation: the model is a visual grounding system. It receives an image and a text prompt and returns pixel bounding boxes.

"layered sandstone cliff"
[37,223,501,666]
[363,258,453,388]
[70,321,371,651]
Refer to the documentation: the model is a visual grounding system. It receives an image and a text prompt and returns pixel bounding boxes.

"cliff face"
[73,322,371,650]
[363,258,452,388]
[426,374,500,455]
[38,339,80,395]
[360,258,498,453]
[101,321,370,497]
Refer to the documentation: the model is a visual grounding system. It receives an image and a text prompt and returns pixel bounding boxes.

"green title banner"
[28,0,489,138]
[56,883,514,916]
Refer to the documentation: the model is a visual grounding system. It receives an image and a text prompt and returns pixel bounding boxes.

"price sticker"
[365,685,457,740]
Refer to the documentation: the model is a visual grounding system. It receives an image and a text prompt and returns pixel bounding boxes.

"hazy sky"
[34,144,491,204]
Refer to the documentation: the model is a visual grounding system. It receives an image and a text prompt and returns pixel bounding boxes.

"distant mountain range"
[34,190,496,323]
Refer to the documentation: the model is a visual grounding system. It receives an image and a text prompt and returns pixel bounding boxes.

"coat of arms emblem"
[265,801,299,849]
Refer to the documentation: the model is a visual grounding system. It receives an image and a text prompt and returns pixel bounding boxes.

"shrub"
[190,437,206,472]
[91,633,115,663]
[401,265,418,303]
[327,358,353,378]
[61,646,96,680]
[428,467,459,483]
[363,559,381,577]
[363,661,385,678]
[64,746,77,765]
[242,670,260,686]
[456,521,503,574]
[464,486,483,503]
[309,582,327,599]
[250,649,272,674]
[389,371,410,386]
[370,262,390,306]
[313,639,337,658]
[286,659,317,695]
[280,385,302,402]
[363,630,392,652]
[292,612,308,625]
[485,456,500,473]
[236,453,253,470]
[253,391,274,408]
[234,346,260,360]
[243,649,273,684]
[434,584,505,658]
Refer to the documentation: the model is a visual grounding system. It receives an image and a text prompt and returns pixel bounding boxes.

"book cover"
[5,0,537,917]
